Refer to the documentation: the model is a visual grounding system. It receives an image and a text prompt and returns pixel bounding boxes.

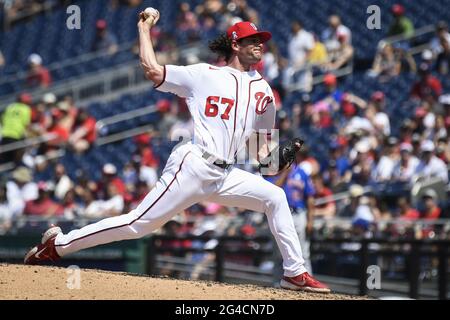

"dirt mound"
[0,263,365,300]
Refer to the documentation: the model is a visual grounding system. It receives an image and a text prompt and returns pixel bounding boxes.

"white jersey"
[155,63,276,163]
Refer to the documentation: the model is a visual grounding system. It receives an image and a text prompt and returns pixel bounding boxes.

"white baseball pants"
[54,143,307,277]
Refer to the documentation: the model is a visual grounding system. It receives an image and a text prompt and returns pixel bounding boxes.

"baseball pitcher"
[24,8,330,293]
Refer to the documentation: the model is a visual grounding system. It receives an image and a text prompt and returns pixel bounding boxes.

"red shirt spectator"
[134,134,159,168]
[401,208,420,220]
[410,64,442,100]
[70,109,97,149]
[24,182,64,217]
[26,54,52,88]
[96,163,127,198]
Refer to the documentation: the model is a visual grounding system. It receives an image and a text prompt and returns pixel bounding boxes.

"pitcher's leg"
[208,168,307,277]
[55,149,205,256]
[292,211,312,274]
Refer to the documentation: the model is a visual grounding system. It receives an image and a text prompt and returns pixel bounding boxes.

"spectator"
[421,49,434,69]
[154,99,177,138]
[277,111,295,140]
[24,181,64,217]
[261,41,282,85]
[367,43,401,82]
[312,175,336,219]
[366,91,390,137]
[394,45,416,74]
[321,31,354,72]
[387,4,415,38]
[6,167,38,219]
[176,3,201,44]
[226,0,259,25]
[352,195,379,226]
[92,19,118,55]
[322,160,348,194]
[318,73,342,110]
[339,184,364,218]
[96,163,127,199]
[392,143,420,182]
[410,63,442,101]
[311,100,333,129]
[68,109,97,153]
[133,133,160,168]
[53,163,73,201]
[397,196,420,220]
[350,139,376,185]
[414,140,448,183]
[82,184,124,218]
[373,136,399,182]
[420,189,441,220]
[61,189,80,220]
[282,20,314,92]
[297,144,320,177]
[321,15,352,52]
[40,107,71,155]
[328,141,351,178]
[26,53,52,88]
[199,14,219,43]
[308,34,328,67]
[430,21,450,75]
[0,94,32,164]
[128,155,158,190]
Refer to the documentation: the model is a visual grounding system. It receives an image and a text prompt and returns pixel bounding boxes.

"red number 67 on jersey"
[204,93,271,120]
[204,96,235,120]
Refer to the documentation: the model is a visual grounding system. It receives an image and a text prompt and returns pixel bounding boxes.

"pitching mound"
[0,264,365,300]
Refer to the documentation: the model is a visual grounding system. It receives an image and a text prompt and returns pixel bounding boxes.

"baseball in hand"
[144,7,159,19]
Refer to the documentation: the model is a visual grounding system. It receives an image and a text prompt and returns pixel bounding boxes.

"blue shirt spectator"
[266,167,315,210]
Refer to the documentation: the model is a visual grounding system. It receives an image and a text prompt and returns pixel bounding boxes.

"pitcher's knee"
[266,186,288,209]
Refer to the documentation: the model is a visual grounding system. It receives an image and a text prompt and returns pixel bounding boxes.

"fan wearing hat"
[6,167,38,216]
[26,53,52,88]
[388,4,415,38]
[420,189,441,221]
[413,140,448,183]
[95,163,127,200]
[92,19,118,54]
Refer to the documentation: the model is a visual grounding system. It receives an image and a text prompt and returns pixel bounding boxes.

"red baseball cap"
[392,4,405,16]
[371,91,385,101]
[227,21,271,43]
[323,73,337,86]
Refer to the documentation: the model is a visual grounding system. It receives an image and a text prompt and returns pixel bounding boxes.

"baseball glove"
[259,137,304,175]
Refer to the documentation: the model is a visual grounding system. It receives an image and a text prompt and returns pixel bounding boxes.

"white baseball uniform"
[54,63,308,277]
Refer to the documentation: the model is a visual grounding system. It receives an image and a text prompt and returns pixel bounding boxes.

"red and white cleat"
[24,226,62,265]
[280,272,331,294]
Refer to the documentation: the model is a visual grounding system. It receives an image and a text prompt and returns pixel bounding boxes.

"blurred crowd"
[1,1,450,247]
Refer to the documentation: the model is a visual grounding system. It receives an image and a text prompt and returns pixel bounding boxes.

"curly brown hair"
[208,33,233,62]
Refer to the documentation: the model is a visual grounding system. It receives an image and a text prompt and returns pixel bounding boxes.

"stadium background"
[0,0,449,299]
